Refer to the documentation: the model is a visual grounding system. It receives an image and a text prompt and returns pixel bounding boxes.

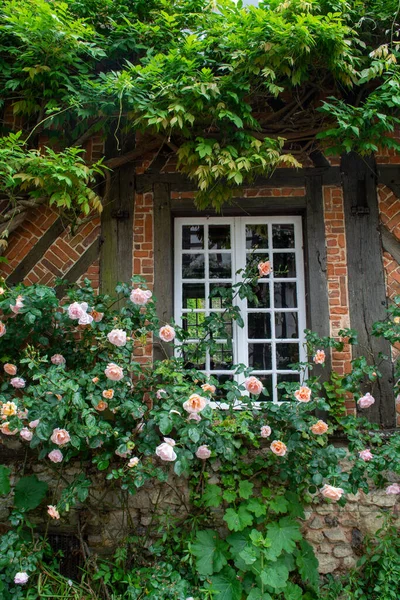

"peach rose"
[320,484,344,501]
[260,425,272,438]
[270,440,287,456]
[294,386,312,402]
[10,377,25,389]
[102,389,114,400]
[187,413,202,422]
[10,295,24,314]
[20,428,33,441]
[244,376,264,395]
[258,261,271,277]
[156,438,177,461]
[51,354,65,366]
[4,363,17,375]
[183,393,209,414]
[386,483,400,495]
[104,363,124,381]
[359,449,374,461]
[107,329,127,347]
[310,420,328,435]
[0,287,4,295]
[96,401,108,411]
[196,445,211,460]
[92,377,99,384]
[0,322,6,337]
[159,325,175,342]
[48,449,63,463]
[128,457,140,468]
[91,310,104,322]
[357,393,375,409]
[50,428,71,446]
[201,383,216,394]
[47,505,60,519]
[1,401,17,417]
[29,419,39,428]
[130,288,152,306]
[1,422,17,435]
[394,316,400,324]
[313,349,326,365]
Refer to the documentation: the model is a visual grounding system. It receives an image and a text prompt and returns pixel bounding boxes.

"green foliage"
[14,475,48,511]
[0,465,10,496]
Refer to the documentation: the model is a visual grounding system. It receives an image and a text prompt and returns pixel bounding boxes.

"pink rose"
[51,354,66,366]
[20,428,33,441]
[29,419,39,428]
[0,322,6,337]
[4,363,17,375]
[107,329,127,347]
[14,572,29,585]
[260,425,272,438]
[183,393,209,414]
[156,438,177,461]
[67,301,87,320]
[310,420,328,435]
[159,325,175,342]
[128,457,140,468]
[188,413,202,422]
[244,376,264,395]
[386,483,400,495]
[201,383,216,394]
[196,445,211,460]
[357,393,375,409]
[270,440,287,456]
[105,363,124,381]
[48,449,63,463]
[78,311,93,326]
[10,377,25,389]
[313,349,326,365]
[258,261,271,277]
[130,288,152,306]
[156,389,167,399]
[91,310,104,322]
[10,295,24,314]
[1,423,17,435]
[294,386,312,402]
[47,505,60,519]
[115,449,132,458]
[50,428,71,446]
[320,484,344,501]
[359,449,374,461]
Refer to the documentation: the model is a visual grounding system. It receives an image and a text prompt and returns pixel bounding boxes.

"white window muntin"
[174,216,307,402]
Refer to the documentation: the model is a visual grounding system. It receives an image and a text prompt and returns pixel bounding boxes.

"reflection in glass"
[182,225,204,249]
[277,373,300,401]
[276,343,299,369]
[182,254,205,279]
[248,282,270,308]
[273,253,296,278]
[209,283,232,309]
[274,312,298,339]
[210,341,233,370]
[272,224,295,249]
[209,253,232,279]
[259,375,273,401]
[246,225,268,249]
[182,283,205,309]
[182,312,206,338]
[274,282,297,308]
[248,313,271,339]
[209,225,231,249]
[248,343,272,370]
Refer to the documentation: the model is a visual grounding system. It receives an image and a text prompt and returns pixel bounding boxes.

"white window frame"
[174,216,307,403]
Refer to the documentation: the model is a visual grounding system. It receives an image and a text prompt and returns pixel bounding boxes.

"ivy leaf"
[284,582,303,600]
[209,566,243,600]
[203,484,222,507]
[224,506,254,532]
[265,517,302,559]
[192,530,228,576]
[296,540,319,588]
[14,475,48,511]
[260,561,289,590]
[0,465,11,496]
[238,480,254,499]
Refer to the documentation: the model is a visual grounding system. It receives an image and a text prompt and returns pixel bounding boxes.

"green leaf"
[239,546,258,565]
[188,427,200,443]
[224,506,254,532]
[265,517,302,559]
[192,530,228,576]
[223,489,237,502]
[246,497,267,517]
[239,480,254,499]
[14,475,48,511]
[0,465,11,496]
[158,413,172,435]
[284,582,303,600]
[247,589,272,600]
[260,561,289,590]
[269,495,289,514]
[296,540,319,588]
[203,484,222,507]
[209,567,243,600]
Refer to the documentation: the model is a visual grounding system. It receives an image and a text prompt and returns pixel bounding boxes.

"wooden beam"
[56,239,100,298]
[380,224,400,264]
[342,153,396,428]
[170,196,306,216]
[378,165,400,198]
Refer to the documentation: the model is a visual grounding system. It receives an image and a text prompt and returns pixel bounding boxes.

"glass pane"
[248,313,271,339]
[274,312,299,339]
[182,283,205,309]
[246,224,268,249]
[273,253,296,278]
[248,343,272,370]
[276,343,299,369]
[277,373,300,401]
[246,253,269,275]
[274,282,297,308]
[214,375,234,399]
[208,225,231,249]
[209,313,233,338]
[259,375,273,401]
[182,312,206,338]
[272,224,295,248]
[248,283,270,308]
[210,341,233,370]
[182,254,205,279]
[182,345,206,370]
[182,225,204,250]
[210,283,232,309]
[209,253,232,279]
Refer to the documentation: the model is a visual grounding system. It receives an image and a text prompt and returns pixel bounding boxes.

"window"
[174,217,307,402]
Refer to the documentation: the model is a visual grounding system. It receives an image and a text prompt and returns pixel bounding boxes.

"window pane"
[248,283,270,308]
[246,224,268,249]
[248,313,271,339]
[209,253,232,279]
[277,373,300,401]
[272,224,295,248]
[182,283,205,309]
[182,254,205,279]
[210,283,232,309]
[276,343,299,369]
[182,345,206,370]
[273,253,296,277]
[274,312,299,339]
[259,375,273,401]
[210,341,233,370]
[208,225,231,249]
[182,312,206,338]
[248,343,272,370]
[274,282,297,308]
[182,225,204,249]
[246,253,269,275]
[209,313,233,338]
